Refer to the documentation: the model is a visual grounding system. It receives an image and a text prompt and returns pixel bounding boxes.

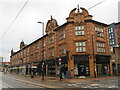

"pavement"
[2,72,120,89]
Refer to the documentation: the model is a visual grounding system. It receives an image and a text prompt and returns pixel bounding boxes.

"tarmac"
[3,73,120,89]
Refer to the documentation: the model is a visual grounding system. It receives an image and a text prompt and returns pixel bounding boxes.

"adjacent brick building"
[10,6,111,78]
[110,47,120,75]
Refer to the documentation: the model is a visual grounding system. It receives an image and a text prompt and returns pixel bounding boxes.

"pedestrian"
[59,72,62,81]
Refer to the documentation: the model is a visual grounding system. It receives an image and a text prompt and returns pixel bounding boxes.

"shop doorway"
[74,64,90,77]
[78,64,86,76]
[112,63,116,75]
[74,55,90,77]
[97,64,110,76]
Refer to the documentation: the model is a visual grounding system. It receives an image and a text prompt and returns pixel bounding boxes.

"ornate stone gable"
[46,16,58,34]
[66,6,93,23]
[20,40,25,50]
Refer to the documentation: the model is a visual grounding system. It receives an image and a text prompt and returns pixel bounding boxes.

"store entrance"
[74,64,90,77]
[112,63,116,75]
[97,64,110,76]
[74,55,90,77]
[96,55,110,76]
[78,64,86,76]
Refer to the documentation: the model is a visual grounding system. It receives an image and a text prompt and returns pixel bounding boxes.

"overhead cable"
[1,0,29,39]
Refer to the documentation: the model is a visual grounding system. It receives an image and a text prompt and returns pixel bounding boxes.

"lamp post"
[38,21,45,80]
[38,22,44,36]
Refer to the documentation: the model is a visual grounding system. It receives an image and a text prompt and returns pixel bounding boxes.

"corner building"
[10,7,111,78]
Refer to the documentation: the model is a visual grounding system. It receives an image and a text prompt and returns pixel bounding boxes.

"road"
[0,72,50,90]
[0,72,120,89]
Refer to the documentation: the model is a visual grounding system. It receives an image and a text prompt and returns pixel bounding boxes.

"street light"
[38,22,44,36]
[38,21,45,80]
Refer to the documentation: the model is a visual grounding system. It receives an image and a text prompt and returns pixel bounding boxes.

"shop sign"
[59,58,61,65]
[111,60,115,62]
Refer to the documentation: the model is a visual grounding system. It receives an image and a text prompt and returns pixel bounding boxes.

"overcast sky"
[0,0,119,62]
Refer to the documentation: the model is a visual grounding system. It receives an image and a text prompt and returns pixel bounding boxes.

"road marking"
[90,84,100,86]
[0,81,14,88]
[108,85,118,88]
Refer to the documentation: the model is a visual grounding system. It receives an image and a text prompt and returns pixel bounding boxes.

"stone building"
[10,6,111,78]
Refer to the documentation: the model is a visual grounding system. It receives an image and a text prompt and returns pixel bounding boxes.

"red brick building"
[110,47,120,75]
[115,22,120,46]
[10,6,111,78]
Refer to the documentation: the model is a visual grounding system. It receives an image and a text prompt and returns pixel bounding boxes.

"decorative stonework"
[20,40,25,50]
[66,6,92,22]
[46,16,58,34]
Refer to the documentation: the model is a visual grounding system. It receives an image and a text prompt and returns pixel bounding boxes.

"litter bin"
[66,71,71,79]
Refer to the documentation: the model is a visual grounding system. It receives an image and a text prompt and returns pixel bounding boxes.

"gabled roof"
[11,34,48,56]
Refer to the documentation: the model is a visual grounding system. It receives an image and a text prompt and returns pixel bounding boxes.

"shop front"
[19,65,26,74]
[38,60,46,76]
[56,56,68,78]
[118,64,120,74]
[46,59,55,76]
[96,55,110,76]
[73,55,90,77]
[27,62,39,75]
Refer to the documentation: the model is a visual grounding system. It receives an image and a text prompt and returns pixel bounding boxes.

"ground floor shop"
[73,54,111,77]
[9,62,38,75]
[38,56,68,78]
[73,55,90,77]
[9,54,112,78]
[96,55,111,76]
[110,62,120,76]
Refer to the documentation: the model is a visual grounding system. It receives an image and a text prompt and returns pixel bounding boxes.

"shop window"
[59,30,65,40]
[75,26,85,36]
[76,42,86,52]
[59,44,66,55]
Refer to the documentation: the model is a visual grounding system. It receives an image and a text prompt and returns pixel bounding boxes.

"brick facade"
[10,7,111,78]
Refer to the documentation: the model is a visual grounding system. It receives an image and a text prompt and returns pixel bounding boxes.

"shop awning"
[19,66,26,69]
[31,66,37,68]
